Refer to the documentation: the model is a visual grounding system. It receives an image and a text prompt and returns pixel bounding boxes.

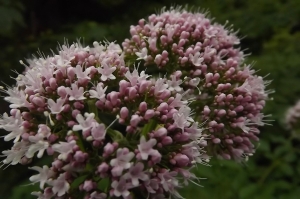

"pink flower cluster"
[122,7,272,161]
[0,6,272,199]
[286,100,300,132]
[0,40,207,199]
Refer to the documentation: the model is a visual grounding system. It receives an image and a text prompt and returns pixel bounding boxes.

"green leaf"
[279,163,294,176]
[97,178,110,192]
[70,174,88,190]
[239,184,258,199]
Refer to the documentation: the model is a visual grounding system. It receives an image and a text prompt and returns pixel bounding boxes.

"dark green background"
[1,0,300,198]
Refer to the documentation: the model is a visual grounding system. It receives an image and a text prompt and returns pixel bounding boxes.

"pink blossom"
[124,162,149,186]
[51,173,70,197]
[66,83,86,101]
[47,98,66,114]
[29,166,54,189]
[167,75,182,92]
[135,47,148,60]
[89,83,107,101]
[110,148,134,176]
[97,62,116,81]
[75,65,91,81]
[137,136,160,161]
[91,123,106,141]
[111,178,131,198]
[52,140,77,160]
[73,113,96,132]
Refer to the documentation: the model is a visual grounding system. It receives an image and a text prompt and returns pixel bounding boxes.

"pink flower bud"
[22,121,31,129]
[218,109,226,117]
[205,73,213,83]
[160,35,168,45]
[55,70,64,81]
[63,104,71,112]
[47,147,54,155]
[72,109,81,118]
[132,35,141,43]
[226,94,233,101]
[20,156,32,165]
[174,154,189,167]
[56,114,62,120]
[235,105,244,112]
[225,139,233,144]
[144,109,155,120]
[149,37,158,51]
[209,120,217,127]
[67,121,76,127]
[221,153,231,160]
[52,159,63,169]
[109,91,119,106]
[139,80,150,93]
[161,50,168,59]
[74,102,84,109]
[83,180,96,192]
[178,39,186,47]
[104,143,114,155]
[154,127,167,137]
[128,87,137,99]
[212,138,221,144]
[203,106,210,115]
[233,136,243,143]
[57,86,67,98]
[119,80,130,95]
[154,54,162,65]
[48,134,58,143]
[49,77,57,90]
[139,102,147,112]
[120,107,129,119]
[21,133,29,141]
[157,102,168,112]
[161,136,172,145]
[97,162,109,173]
[10,109,18,116]
[130,115,141,127]
[217,93,226,103]
[22,112,32,120]
[181,57,188,64]
[74,151,86,163]
[67,67,76,80]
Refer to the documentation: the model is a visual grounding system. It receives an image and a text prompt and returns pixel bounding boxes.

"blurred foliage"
[1,0,300,198]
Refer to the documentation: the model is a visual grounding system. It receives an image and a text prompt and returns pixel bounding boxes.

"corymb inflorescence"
[123,6,272,162]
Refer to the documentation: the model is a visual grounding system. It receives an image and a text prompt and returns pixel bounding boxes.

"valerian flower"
[123,6,272,162]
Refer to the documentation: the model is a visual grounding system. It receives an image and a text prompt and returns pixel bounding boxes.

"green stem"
[87,99,101,123]
[141,119,158,137]
[107,128,124,142]
[74,131,85,152]
[258,159,281,185]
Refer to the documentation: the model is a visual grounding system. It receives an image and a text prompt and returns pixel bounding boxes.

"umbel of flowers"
[0,41,208,199]
[122,6,272,162]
